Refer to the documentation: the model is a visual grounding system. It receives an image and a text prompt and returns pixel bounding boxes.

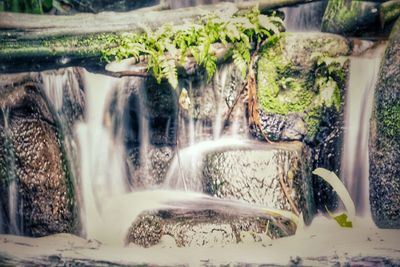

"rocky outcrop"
[369,18,400,228]
[127,206,296,248]
[203,142,315,223]
[0,70,84,236]
[256,32,349,212]
[166,141,314,223]
[321,0,400,36]
[256,32,349,142]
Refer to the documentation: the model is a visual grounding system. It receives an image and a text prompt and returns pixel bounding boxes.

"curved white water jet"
[341,43,387,217]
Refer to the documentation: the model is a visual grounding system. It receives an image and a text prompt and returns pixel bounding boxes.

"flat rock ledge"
[126,208,296,248]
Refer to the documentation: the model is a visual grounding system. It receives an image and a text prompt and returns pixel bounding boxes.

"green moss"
[321,0,362,32]
[378,103,400,140]
[257,37,346,140]
[0,33,121,63]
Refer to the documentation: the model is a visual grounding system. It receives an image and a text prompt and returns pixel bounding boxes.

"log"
[0,0,315,40]
[0,0,316,74]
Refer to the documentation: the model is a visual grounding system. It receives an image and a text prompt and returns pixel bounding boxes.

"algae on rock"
[369,18,400,229]
[256,32,349,141]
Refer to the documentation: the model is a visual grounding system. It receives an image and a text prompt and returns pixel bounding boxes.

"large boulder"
[256,32,349,142]
[203,142,315,224]
[127,206,296,248]
[321,0,400,36]
[256,32,349,212]
[166,141,315,223]
[369,18,400,228]
[0,69,84,236]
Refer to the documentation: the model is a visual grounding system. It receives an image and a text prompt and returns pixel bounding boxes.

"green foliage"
[3,0,45,13]
[329,212,353,228]
[378,103,400,139]
[101,7,282,88]
[312,52,346,112]
[257,41,347,140]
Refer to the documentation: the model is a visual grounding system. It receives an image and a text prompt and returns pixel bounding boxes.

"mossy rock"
[321,0,381,35]
[369,18,400,228]
[256,32,349,141]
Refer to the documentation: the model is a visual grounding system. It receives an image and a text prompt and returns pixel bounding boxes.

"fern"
[160,56,178,89]
[101,7,282,89]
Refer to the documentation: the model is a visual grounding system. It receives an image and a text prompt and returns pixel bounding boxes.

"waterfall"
[341,43,386,217]
[1,108,21,235]
[164,63,247,191]
[280,1,327,32]
[76,71,129,240]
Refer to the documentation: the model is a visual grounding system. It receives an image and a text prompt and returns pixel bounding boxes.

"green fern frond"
[160,56,178,89]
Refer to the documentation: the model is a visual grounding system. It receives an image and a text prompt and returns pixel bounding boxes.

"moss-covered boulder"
[256,32,349,213]
[321,0,400,36]
[321,0,381,35]
[256,32,349,142]
[369,18,400,229]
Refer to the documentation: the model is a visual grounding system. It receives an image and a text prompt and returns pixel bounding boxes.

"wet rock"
[127,207,296,248]
[187,63,245,123]
[256,32,348,212]
[0,75,80,236]
[202,142,315,224]
[321,0,381,35]
[256,32,349,142]
[129,145,175,188]
[369,18,400,228]
[257,111,307,141]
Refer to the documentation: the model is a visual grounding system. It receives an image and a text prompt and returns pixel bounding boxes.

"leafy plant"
[2,0,59,14]
[311,52,347,112]
[101,7,282,88]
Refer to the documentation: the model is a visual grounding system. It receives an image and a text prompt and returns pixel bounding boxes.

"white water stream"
[341,43,386,217]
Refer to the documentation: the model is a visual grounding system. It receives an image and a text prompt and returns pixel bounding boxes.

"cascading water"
[164,63,247,191]
[280,1,327,32]
[341,43,387,217]
[76,71,128,240]
[1,108,20,235]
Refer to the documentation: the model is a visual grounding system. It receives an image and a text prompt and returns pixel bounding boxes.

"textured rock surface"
[321,0,381,35]
[129,145,175,188]
[202,142,314,223]
[256,32,348,213]
[256,32,349,142]
[188,63,245,123]
[369,18,400,228]
[127,208,296,248]
[0,75,80,236]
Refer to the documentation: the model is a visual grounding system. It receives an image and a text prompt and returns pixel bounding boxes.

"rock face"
[119,77,177,188]
[256,32,349,212]
[127,207,296,248]
[321,0,400,36]
[0,70,83,236]
[369,18,400,228]
[256,32,349,142]
[203,142,315,223]
[321,0,381,35]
